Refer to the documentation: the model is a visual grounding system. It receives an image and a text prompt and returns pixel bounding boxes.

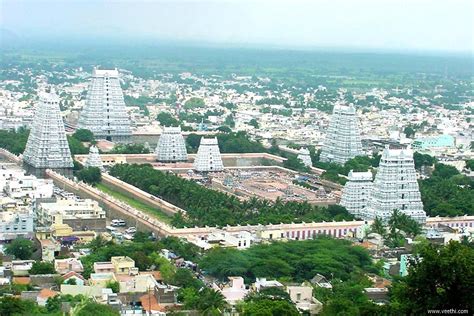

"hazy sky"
[1,0,473,53]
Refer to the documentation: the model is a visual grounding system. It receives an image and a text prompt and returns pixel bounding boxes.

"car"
[111,219,126,227]
[125,227,137,234]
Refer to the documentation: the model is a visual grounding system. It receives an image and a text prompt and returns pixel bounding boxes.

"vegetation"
[110,164,354,227]
[0,127,29,155]
[370,210,422,248]
[29,261,56,275]
[67,135,88,155]
[413,152,436,169]
[199,237,375,282]
[238,288,299,316]
[157,112,180,127]
[109,143,150,154]
[76,167,102,185]
[72,129,94,142]
[106,281,120,293]
[5,238,34,260]
[390,241,474,314]
[419,163,474,216]
[466,159,474,171]
[95,182,172,224]
[184,97,205,109]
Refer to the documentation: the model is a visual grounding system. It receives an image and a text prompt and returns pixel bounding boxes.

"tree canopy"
[109,163,354,227]
[76,167,102,185]
[5,238,34,260]
[72,129,94,142]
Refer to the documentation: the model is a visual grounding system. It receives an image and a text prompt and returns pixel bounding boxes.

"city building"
[320,103,363,164]
[0,210,34,241]
[213,276,248,305]
[22,91,73,169]
[78,68,131,142]
[110,256,135,275]
[193,137,224,172]
[412,134,455,152]
[36,197,106,231]
[340,170,373,218]
[297,147,313,167]
[363,146,426,223]
[155,126,188,162]
[83,146,104,171]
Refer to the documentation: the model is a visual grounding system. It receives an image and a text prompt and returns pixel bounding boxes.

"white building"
[36,197,106,226]
[297,147,313,168]
[22,91,74,169]
[84,146,104,171]
[320,103,363,165]
[155,127,188,162]
[193,137,224,172]
[0,210,34,241]
[363,146,426,223]
[78,68,131,142]
[340,170,373,218]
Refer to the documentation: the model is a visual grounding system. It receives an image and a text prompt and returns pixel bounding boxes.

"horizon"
[1,0,473,55]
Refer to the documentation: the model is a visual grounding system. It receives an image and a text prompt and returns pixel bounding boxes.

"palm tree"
[197,288,228,315]
[371,217,386,237]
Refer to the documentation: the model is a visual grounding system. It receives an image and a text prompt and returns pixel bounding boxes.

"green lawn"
[96,182,173,224]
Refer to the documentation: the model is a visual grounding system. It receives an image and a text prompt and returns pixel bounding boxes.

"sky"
[1,0,473,53]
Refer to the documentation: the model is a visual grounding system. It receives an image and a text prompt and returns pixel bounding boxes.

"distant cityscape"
[0,44,472,315]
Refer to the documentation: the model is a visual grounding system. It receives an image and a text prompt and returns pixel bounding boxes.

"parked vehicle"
[125,227,137,234]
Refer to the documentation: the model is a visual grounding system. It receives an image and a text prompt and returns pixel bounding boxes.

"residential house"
[94,262,115,274]
[213,276,248,305]
[286,284,323,315]
[54,258,84,275]
[37,288,58,306]
[62,271,86,286]
[111,256,135,275]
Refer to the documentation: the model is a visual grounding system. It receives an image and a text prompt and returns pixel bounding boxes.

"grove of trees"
[109,163,354,227]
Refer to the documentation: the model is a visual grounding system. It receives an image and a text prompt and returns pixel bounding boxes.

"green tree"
[413,152,436,169]
[403,126,416,138]
[67,136,88,155]
[370,217,386,236]
[184,97,205,109]
[432,163,460,179]
[391,241,474,314]
[466,160,474,171]
[30,261,56,275]
[248,119,259,129]
[5,237,34,260]
[157,112,180,126]
[76,301,119,316]
[76,167,102,185]
[72,129,94,142]
[106,281,120,293]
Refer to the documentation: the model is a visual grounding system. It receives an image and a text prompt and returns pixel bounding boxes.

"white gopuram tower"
[320,103,363,165]
[340,170,373,218]
[193,137,224,172]
[297,147,313,168]
[84,146,104,171]
[155,127,188,162]
[363,146,426,223]
[23,91,73,169]
[78,68,131,142]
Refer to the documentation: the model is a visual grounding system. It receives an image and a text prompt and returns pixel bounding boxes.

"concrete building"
[320,103,363,164]
[22,91,73,169]
[297,147,313,167]
[111,256,135,275]
[83,146,104,171]
[155,126,188,162]
[286,284,323,315]
[412,134,455,152]
[213,276,248,306]
[36,197,106,231]
[78,68,131,142]
[0,210,34,241]
[340,170,373,218]
[363,146,426,223]
[194,137,224,172]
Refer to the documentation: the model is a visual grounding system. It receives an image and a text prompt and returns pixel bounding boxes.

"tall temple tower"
[362,146,426,223]
[84,146,104,171]
[194,137,224,172]
[297,147,313,168]
[155,127,188,162]
[23,91,73,169]
[340,170,373,218]
[320,103,363,165]
[78,68,131,142]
